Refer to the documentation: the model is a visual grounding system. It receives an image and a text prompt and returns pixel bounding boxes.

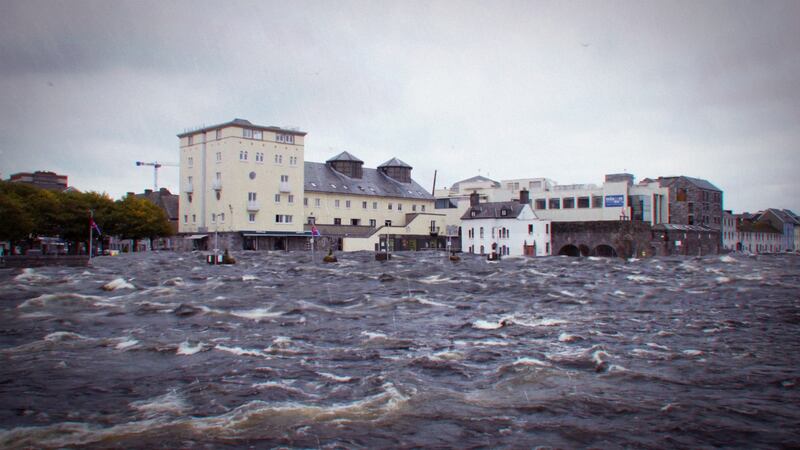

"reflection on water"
[1,251,799,448]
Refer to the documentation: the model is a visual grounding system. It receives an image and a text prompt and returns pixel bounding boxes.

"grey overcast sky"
[1,0,798,213]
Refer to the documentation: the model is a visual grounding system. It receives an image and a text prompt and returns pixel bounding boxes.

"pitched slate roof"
[136,188,179,221]
[177,118,306,137]
[765,208,800,225]
[304,162,433,200]
[658,176,721,192]
[450,175,501,190]
[326,151,363,163]
[461,201,527,220]
[378,157,411,168]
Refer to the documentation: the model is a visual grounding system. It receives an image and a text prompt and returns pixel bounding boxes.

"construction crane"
[135,161,179,191]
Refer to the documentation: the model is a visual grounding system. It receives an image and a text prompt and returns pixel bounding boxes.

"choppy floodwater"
[1,251,799,449]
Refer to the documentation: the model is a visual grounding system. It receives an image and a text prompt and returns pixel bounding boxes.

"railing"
[212,180,222,191]
[246,201,260,211]
[430,226,440,236]
[279,181,291,193]
[184,182,194,193]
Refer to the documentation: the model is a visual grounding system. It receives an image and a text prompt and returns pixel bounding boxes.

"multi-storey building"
[8,171,68,191]
[653,176,723,230]
[178,118,307,250]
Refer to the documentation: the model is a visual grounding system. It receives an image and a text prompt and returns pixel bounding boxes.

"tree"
[112,195,173,251]
[57,191,115,254]
[0,193,34,254]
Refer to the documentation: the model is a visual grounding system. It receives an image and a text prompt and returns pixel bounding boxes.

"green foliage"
[112,195,173,241]
[0,192,34,242]
[0,182,172,247]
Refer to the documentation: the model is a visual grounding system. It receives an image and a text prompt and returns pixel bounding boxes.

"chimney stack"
[469,191,480,207]
[519,189,530,204]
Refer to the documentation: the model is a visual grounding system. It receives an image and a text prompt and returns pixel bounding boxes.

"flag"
[311,225,320,237]
[90,218,102,235]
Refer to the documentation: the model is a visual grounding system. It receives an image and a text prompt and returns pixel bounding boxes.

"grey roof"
[461,201,527,220]
[763,208,800,225]
[304,162,433,200]
[177,118,306,137]
[378,157,411,169]
[136,188,179,221]
[658,176,721,192]
[326,151,363,163]
[451,175,501,190]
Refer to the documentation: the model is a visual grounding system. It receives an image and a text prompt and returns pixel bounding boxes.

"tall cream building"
[178,119,444,252]
[178,118,307,250]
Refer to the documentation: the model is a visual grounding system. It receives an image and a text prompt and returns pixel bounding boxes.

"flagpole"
[89,210,93,260]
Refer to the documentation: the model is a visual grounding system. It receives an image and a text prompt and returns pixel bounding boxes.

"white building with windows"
[460,191,551,257]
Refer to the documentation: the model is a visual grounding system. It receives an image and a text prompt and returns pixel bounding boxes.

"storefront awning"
[185,234,208,240]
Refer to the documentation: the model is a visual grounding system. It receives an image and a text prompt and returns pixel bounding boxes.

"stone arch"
[578,244,591,257]
[558,244,581,257]
[594,244,618,257]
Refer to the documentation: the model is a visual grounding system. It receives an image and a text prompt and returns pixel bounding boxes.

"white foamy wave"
[558,333,582,343]
[215,344,267,358]
[361,331,388,340]
[229,308,283,321]
[682,349,704,356]
[626,274,658,283]
[177,341,204,355]
[472,319,505,330]
[18,293,104,309]
[413,297,451,308]
[14,268,50,283]
[318,372,354,382]
[719,255,737,263]
[646,343,670,351]
[44,331,88,342]
[513,357,552,367]
[242,275,258,282]
[130,390,189,417]
[102,278,135,291]
[715,276,732,284]
[430,350,465,361]
[115,339,139,350]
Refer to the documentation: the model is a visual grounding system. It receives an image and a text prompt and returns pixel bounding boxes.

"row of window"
[466,224,549,239]
[302,198,426,212]
[534,196,603,210]
[247,192,296,203]
[188,153,298,166]
[186,129,299,145]
[183,212,293,225]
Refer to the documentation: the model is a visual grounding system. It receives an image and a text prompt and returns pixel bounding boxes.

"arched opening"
[558,244,581,257]
[594,244,618,257]
[578,244,591,257]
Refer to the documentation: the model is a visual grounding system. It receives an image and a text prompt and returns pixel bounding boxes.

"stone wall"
[552,221,654,258]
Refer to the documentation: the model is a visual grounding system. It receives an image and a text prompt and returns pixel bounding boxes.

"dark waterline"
[1,251,799,449]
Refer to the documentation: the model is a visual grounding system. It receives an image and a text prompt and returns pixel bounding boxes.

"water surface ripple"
[1,252,798,448]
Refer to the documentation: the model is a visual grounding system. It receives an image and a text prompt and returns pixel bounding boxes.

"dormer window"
[501,209,508,217]
[470,210,477,217]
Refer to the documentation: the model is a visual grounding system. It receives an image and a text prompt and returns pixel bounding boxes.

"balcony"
[247,201,260,212]
[184,182,194,193]
[279,181,291,193]
[430,226,440,237]
[212,179,222,191]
